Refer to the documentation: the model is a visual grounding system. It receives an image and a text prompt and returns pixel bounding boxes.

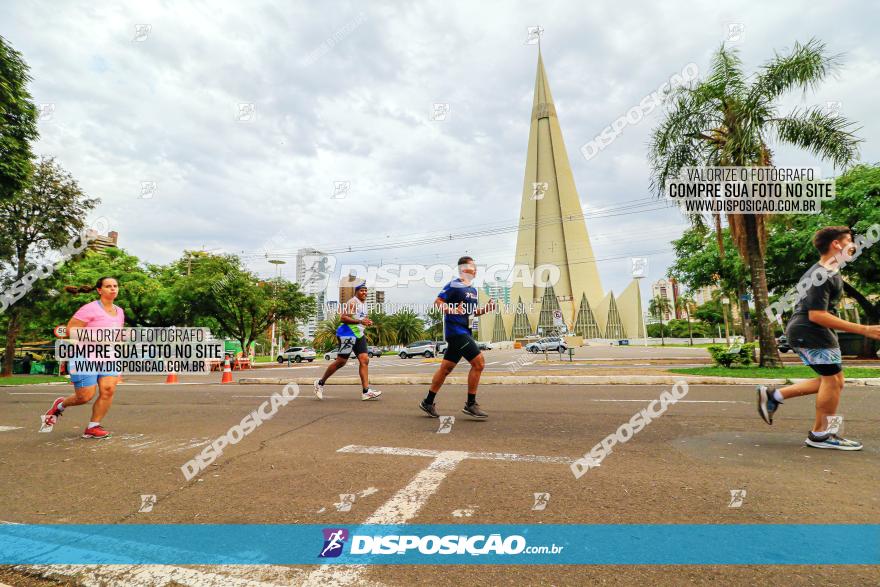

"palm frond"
[769,106,862,169]
[707,43,747,98]
[748,38,840,106]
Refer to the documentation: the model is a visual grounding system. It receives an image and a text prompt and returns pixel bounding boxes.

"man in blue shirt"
[420,256,496,419]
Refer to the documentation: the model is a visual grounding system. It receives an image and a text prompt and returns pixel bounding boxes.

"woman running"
[44,277,124,439]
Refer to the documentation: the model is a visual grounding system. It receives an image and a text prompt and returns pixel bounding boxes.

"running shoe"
[756,385,779,425]
[419,400,439,418]
[361,388,382,401]
[804,433,862,451]
[44,397,65,428]
[313,379,324,400]
[82,425,111,439]
[462,402,488,419]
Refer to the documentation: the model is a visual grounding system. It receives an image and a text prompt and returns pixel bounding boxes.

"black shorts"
[337,335,368,358]
[808,363,843,376]
[443,334,481,364]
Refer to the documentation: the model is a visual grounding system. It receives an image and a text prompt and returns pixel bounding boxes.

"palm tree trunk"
[743,215,781,367]
[686,310,693,346]
[660,316,665,346]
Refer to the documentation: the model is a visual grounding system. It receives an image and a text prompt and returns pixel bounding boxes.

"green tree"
[676,294,696,345]
[0,157,98,375]
[669,225,754,341]
[276,318,303,348]
[389,309,424,346]
[764,164,880,321]
[175,254,314,352]
[648,295,672,346]
[313,315,342,353]
[21,248,168,343]
[424,307,443,341]
[366,309,395,347]
[0,36,39,203]
[650,39,862,366]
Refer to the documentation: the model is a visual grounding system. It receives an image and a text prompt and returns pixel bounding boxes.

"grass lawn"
[0,375,68,386]
[668,365,880,379]
[253,355,275,363]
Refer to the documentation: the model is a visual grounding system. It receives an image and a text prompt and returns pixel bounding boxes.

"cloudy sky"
[3,0,879,308]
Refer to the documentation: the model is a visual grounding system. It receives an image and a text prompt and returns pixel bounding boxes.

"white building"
[296,248,330,340]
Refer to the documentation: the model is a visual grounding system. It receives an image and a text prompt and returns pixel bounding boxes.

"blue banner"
[0,524,877,565]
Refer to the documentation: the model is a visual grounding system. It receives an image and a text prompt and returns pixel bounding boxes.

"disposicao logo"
[319,528,349,558]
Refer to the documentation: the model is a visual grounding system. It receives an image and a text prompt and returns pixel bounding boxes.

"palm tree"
[388,309,424,346]
[649,295,672,346]
[676,294,696,346]
[650,39,861,367]
[425,307,444,341]
[312,315,342,353]
[366,310,396,347]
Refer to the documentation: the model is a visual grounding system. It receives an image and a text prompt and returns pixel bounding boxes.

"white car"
[399,341,436,359]
[524,337,567,353]
[277,347,316,363]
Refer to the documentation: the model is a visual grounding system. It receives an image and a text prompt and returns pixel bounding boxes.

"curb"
[236,376,880,386]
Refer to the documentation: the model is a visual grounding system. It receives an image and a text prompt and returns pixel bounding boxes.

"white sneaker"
[313,379,324,400]
[362,388,382,401]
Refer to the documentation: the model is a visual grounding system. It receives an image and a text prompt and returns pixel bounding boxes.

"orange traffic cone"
[220,358,233,384]
[165,372,179,384]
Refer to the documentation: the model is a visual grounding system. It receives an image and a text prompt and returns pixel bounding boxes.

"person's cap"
[354,282,367,291]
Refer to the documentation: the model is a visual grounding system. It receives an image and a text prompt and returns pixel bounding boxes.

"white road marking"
[302,444,570,586]
[302,450,468,586]
[338,444,573,464]
[0,426,23,432]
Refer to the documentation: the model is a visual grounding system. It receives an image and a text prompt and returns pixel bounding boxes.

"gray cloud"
[3,0,878,309]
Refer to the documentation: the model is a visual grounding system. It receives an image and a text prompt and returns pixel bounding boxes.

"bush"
[707,342,757,368]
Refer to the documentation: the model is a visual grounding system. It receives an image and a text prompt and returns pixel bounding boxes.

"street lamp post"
[721,295,731,346]
[268,259,286,361]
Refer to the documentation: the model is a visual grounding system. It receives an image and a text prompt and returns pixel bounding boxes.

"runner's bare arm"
[66,317,87,340]
[339,303,360,324]
[808,310,880,339]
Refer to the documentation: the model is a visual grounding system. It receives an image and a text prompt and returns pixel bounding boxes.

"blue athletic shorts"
[793,346,842,376]
[70,372,119,389]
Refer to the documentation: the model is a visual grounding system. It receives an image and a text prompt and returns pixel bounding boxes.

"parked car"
[325,346,381,360]
[399,340,436,358]
[277,347,316,363]
[525,337,567,353]
[477,341,492,351]
[776,335,792,353]
[435,341,448,355]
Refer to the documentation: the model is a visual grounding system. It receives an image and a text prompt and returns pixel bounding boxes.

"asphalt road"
[1,381,878,586]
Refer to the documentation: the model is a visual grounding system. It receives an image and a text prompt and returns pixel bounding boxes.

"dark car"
[776,335,792,353]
